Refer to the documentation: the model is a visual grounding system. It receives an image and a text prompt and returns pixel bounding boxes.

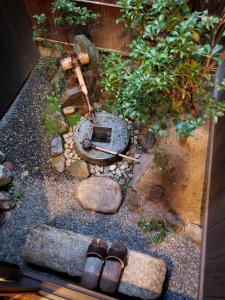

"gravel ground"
[0,66,200,300]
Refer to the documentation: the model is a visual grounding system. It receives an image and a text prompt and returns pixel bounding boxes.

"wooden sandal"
[100,242,127,293]
[81,239,107,290]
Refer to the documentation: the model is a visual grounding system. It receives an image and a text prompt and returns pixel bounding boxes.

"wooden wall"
[0,0,39,119]
[23,0,131,52]
[199,114,225,299]
[199,57,225,298]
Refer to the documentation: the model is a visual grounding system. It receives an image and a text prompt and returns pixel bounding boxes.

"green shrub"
[52,0,99,28]
[101,0,225,138]
[41,92,65,136]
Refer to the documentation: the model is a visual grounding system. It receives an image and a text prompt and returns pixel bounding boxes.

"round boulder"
[75,176,122,213]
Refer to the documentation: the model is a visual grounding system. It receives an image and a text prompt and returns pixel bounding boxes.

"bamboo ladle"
[82,139,139,163]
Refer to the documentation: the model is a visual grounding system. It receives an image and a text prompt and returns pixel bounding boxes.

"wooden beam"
[77,0,122,8]
[35,37,130,57]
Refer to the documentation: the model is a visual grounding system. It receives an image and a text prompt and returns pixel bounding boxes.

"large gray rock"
[51,134,64,157]
[23,225,167,299]
[0,151,5,164]
[75,176,122,213]
[73,35,100,103]
[73,34,99,67]
[0,165,13,187]
[70,160,90,179]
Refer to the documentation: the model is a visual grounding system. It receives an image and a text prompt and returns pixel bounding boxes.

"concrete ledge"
[23,225,167,299]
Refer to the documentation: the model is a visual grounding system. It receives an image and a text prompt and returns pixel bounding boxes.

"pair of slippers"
[81,239,127,293]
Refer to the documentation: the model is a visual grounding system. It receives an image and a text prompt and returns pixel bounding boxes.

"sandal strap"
[86,244,107,261]
[106,247,127,269]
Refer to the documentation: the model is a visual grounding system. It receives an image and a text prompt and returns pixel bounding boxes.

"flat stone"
[126,187,143,212]
[51,134,64,157]
[0,165,13,187]
[0,151,5,164]
[131,153,154,191]
[23,225,167,299]
[70,160,90,179]
[0,191,13,210]
[59,86,83,108]
[75,177,122,213]
[63,106,75,115]
[51,154,66,173]
[140,131,156,152]
[185,223,202,244]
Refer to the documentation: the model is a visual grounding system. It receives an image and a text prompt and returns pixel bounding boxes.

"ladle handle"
[94,146,139,163]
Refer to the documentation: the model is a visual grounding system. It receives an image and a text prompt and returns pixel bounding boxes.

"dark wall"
[0,0,39,119]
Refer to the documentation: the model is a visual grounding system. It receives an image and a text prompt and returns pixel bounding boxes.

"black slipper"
[100,242,127,293]
[81,239,107,290]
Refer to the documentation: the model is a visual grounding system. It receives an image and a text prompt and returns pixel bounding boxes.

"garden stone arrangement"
[3,3,222,295]
[0,52,201,300]
[24,224,167,300]
[0,151,19,225]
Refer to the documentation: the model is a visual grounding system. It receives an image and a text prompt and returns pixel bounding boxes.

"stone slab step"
[23,225,167,300]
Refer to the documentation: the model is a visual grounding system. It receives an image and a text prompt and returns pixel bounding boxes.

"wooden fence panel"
[23,0,131,52]
[199,116,225,299]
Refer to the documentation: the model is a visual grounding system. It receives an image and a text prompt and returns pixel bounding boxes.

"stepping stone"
[70,160,90,180]
[51,134,64,157]
[0,165,13,187]
[23,225,167,300]
[75,177,122,213]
